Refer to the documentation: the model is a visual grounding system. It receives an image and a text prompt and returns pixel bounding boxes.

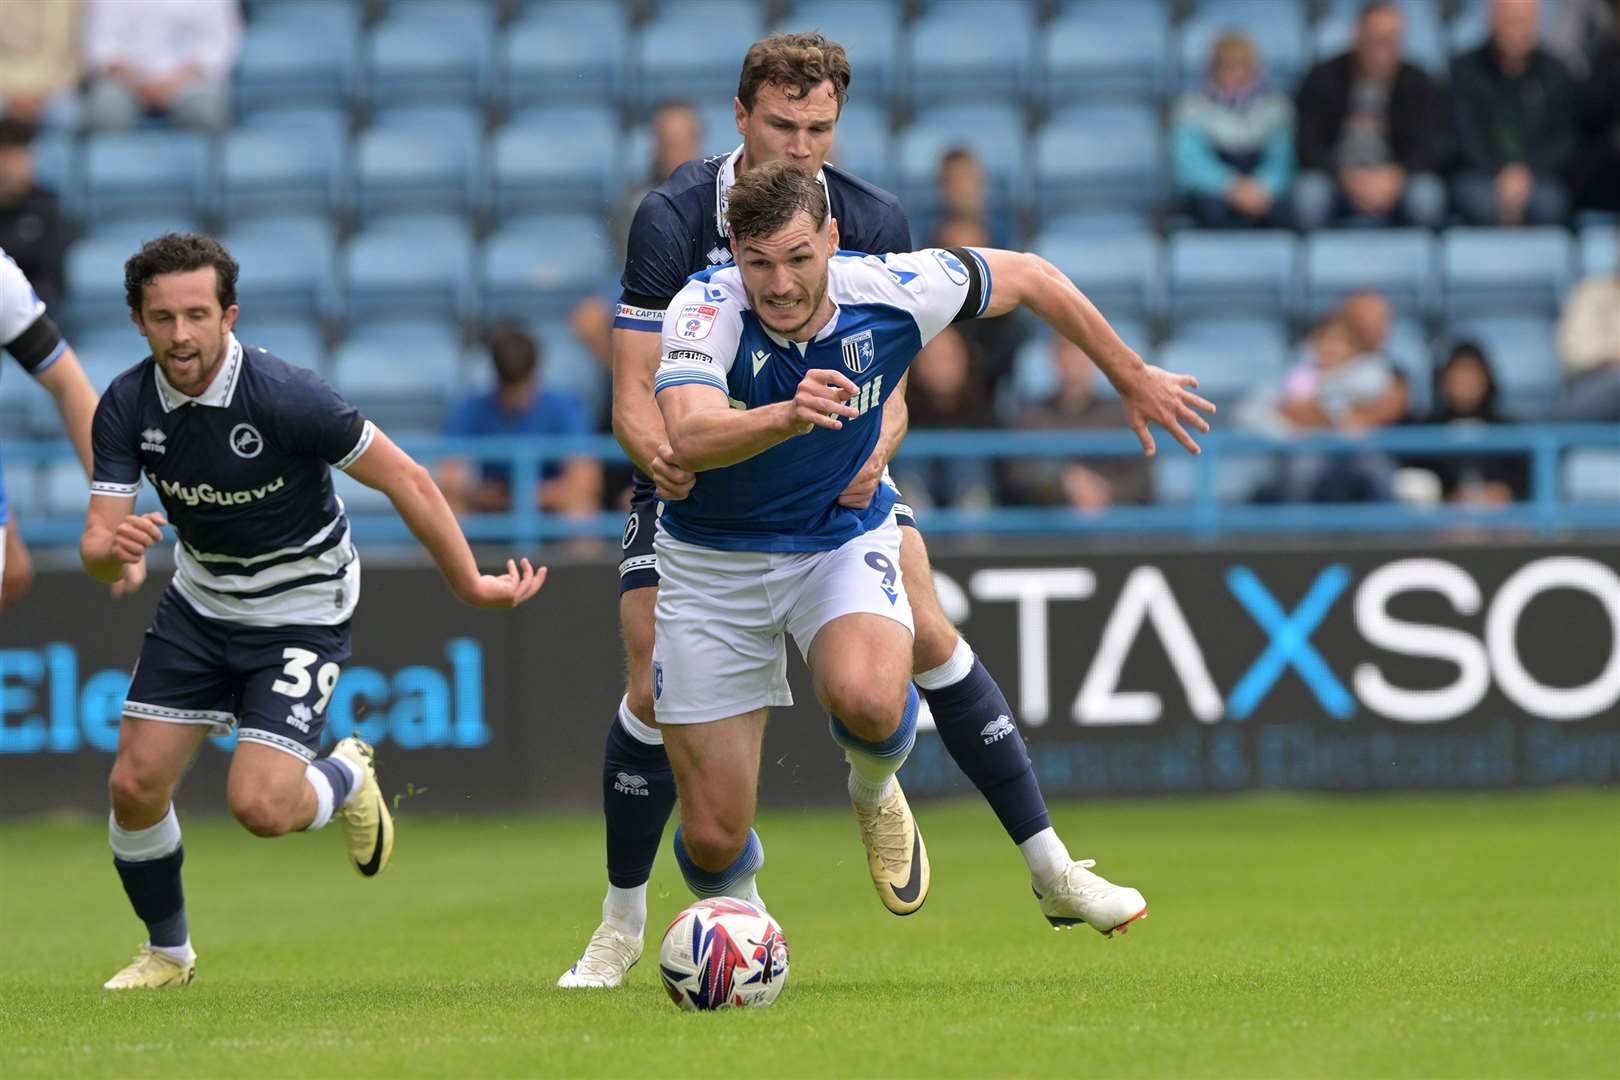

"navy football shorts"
[617,485,919,595]
[123,589,352,762]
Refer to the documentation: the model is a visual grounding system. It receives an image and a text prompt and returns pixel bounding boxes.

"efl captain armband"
[614,302,666,332]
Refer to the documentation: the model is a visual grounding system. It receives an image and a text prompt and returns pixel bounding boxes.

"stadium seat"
[1580,225,1617,276]
[231,318,325,370]
[30,132,77,214]
[634,1,765,109]
[330,319,462,428]
[82,132,211,224]
[1041,0,1170,105]
[235,3,359,111]
[502,2,627,108]
[1006,320,1150,408]
[354,107,483,219]
[343,214,476,324]
[1152,452,1275,504]
[70,327,150,395]
[1033,105,1162,214]
[62,219,204,330]
[238,104,349,152]
[219,126,346,220]
[1564,448,1620,504]
[825,103,894,191]
[533,323,608,424]
[0,461,44,518]
[1304,229,1438,319]
[221,215,338,321]
[1033,228,1162,321]
[1385,317,1434,415]
[490,107,621,215]
[1442,227,1574,319]
[905,0,1035,105]
[1312,0,1446,76]
[1168,230,1298,319]
[1161,317,1289,401]
[365,0,495,108]
[1036,209,1156,235]
[480,215,613,322]
[896,104,1027,218]
[778,2,903,104]
[1451,315,1562,411]
[1178,0,1309,89]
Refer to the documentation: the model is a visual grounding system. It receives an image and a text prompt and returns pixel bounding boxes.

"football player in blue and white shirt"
[648,163,1214,937]
[0,247,142,609]
[81,235,546,990]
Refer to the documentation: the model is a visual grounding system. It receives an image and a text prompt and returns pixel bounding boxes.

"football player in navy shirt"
[82,234,545,990]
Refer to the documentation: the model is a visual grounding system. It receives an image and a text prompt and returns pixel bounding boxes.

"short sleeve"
[654,280,742,397]
[0,254,59,373]
[617,191,697,332]
[879,246,990,346]
[90,388,143,498]
[277,368,375,470]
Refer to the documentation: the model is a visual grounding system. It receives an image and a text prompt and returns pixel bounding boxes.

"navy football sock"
[109,806,189,948]
[602,701,677,889]
[921,654,1052,844]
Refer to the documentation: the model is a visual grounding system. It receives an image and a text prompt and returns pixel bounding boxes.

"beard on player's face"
[749,269,830,337]
[136,271,238,396]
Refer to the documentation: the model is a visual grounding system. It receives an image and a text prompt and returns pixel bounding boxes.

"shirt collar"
[715,144,833,239]
[155,333,244,413]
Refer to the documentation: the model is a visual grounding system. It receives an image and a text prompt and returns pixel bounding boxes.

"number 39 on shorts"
[270,647,342,714]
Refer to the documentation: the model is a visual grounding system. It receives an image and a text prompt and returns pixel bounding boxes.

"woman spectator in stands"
[1171,31,1294,228]
[1408,342,1529,505]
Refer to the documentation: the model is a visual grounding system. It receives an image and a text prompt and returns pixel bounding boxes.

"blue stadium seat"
[354,107,483,219]
[232,318,325,370]
[1033,105,1162,214]
[1442,227,1574,319]
[1580,225,1617,276]
[533,323,608,424]
[502,2,627,108]
[778,1,903,104]
[1007,320,1151,408]
[1152,450,1275,503]
[897,104,1027,218]
[221,215,337,321]
[1033,228,1162,321]
[83,132,211,223]
[1312,0,1447,76]
[330,319,462,428]
[1162,317,1289,401]
[71,327,150,395]
[238,104,349,154]
[219,126,346,220]
[480,215,613,322]
[490,106,621,215]
[1304,229,1438,318]
[0,462,44,518]
[365,0,495,107]
[1168,230,1298,318]
[1451,315,1562,410]
[1179,0,1309,88]
[1041,0,1170,105]
[63,219,205,330]
[1564,448,1620,504]
[826,103,894,191]
[235,3,359,110]
[635,1,765,109]
[1036,209,1157,235]
[31,132,77,214]
[906,0,1035,105]
[1386,317,1434,415]
[343,214,476,324]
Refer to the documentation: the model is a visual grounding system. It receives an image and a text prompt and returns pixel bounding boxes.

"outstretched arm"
[975,249,1216,455]
[344,427,545,608]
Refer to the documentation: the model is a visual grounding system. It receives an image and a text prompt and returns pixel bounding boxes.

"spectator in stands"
[437,327,603,524]
[1408,342,1529,504]
[1570,5,1620,212]
[1548,0,1617,80]
[1555,242,1620,421]
[1450,0,1576,226]
[931,214,1026,395]
[1006,338,1151,512]
[893,327,998,510]
[83,0,241,132]
[1170,31,1294,229]
[0,119,66,310]
[648,100,703,185]
[1293,1,1446,230]
[0,0,81,127]
[933,146,1010,247]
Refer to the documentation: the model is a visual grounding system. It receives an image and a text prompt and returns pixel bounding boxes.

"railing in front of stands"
[7,423,1618,549]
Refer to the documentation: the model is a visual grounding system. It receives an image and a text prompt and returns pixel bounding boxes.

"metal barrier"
[7,423,1617,548]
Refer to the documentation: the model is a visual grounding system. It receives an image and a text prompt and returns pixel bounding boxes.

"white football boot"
[103,944,195,990]
[1034,859,1147,936]
[853,780,930,916]
[557,922,643,988]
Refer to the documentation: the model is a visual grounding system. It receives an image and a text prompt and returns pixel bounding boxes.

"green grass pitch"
[2,791,1616,1078]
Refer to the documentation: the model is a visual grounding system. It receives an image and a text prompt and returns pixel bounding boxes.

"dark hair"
[488,326,538,386]
[124,233,239,313]
[0,117,39,148]
[737,32,851,114]
[724,159,829,243]
[1359,0,1399,19]
[938,147,979,172]
[1433,340,1502,420]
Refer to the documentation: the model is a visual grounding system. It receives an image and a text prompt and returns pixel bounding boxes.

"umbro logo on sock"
[981,716,1015,744]
[614,772,651,796]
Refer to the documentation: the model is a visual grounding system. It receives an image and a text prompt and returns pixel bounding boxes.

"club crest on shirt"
[677,303,719,341]
[229,423,264,459]
[840,330,876,374]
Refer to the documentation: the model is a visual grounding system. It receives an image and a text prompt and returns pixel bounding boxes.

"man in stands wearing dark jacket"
[1293,1,1446,230]
[1450,0,1576,225]
[0,118,66,310]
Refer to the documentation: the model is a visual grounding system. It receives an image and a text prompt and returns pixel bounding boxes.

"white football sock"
[304,765,335,831]
[602,884,647,937]
[1020,827,1072,890]
[150,938,196,966]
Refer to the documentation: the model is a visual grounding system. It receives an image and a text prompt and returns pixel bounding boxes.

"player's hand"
[1118,365,1217,457]
[112,512,167,563]
[461,558,547,609]
[788,369,860,435]
[111,556,148,599]
[651,443,696,501]
[838,444,885,508]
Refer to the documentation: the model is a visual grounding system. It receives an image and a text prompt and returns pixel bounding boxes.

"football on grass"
[658,898,789,1011]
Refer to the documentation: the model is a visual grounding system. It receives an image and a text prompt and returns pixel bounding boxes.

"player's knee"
[911,609,960,674]
[107,760,170,818]
[680,818,747,873]
[228,790,295,838]
[825,681,906,743]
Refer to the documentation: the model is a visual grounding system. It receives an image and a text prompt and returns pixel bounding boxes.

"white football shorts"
[651,511,914,725]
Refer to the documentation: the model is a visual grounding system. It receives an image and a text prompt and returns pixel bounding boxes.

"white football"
[657,898,790,1011]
